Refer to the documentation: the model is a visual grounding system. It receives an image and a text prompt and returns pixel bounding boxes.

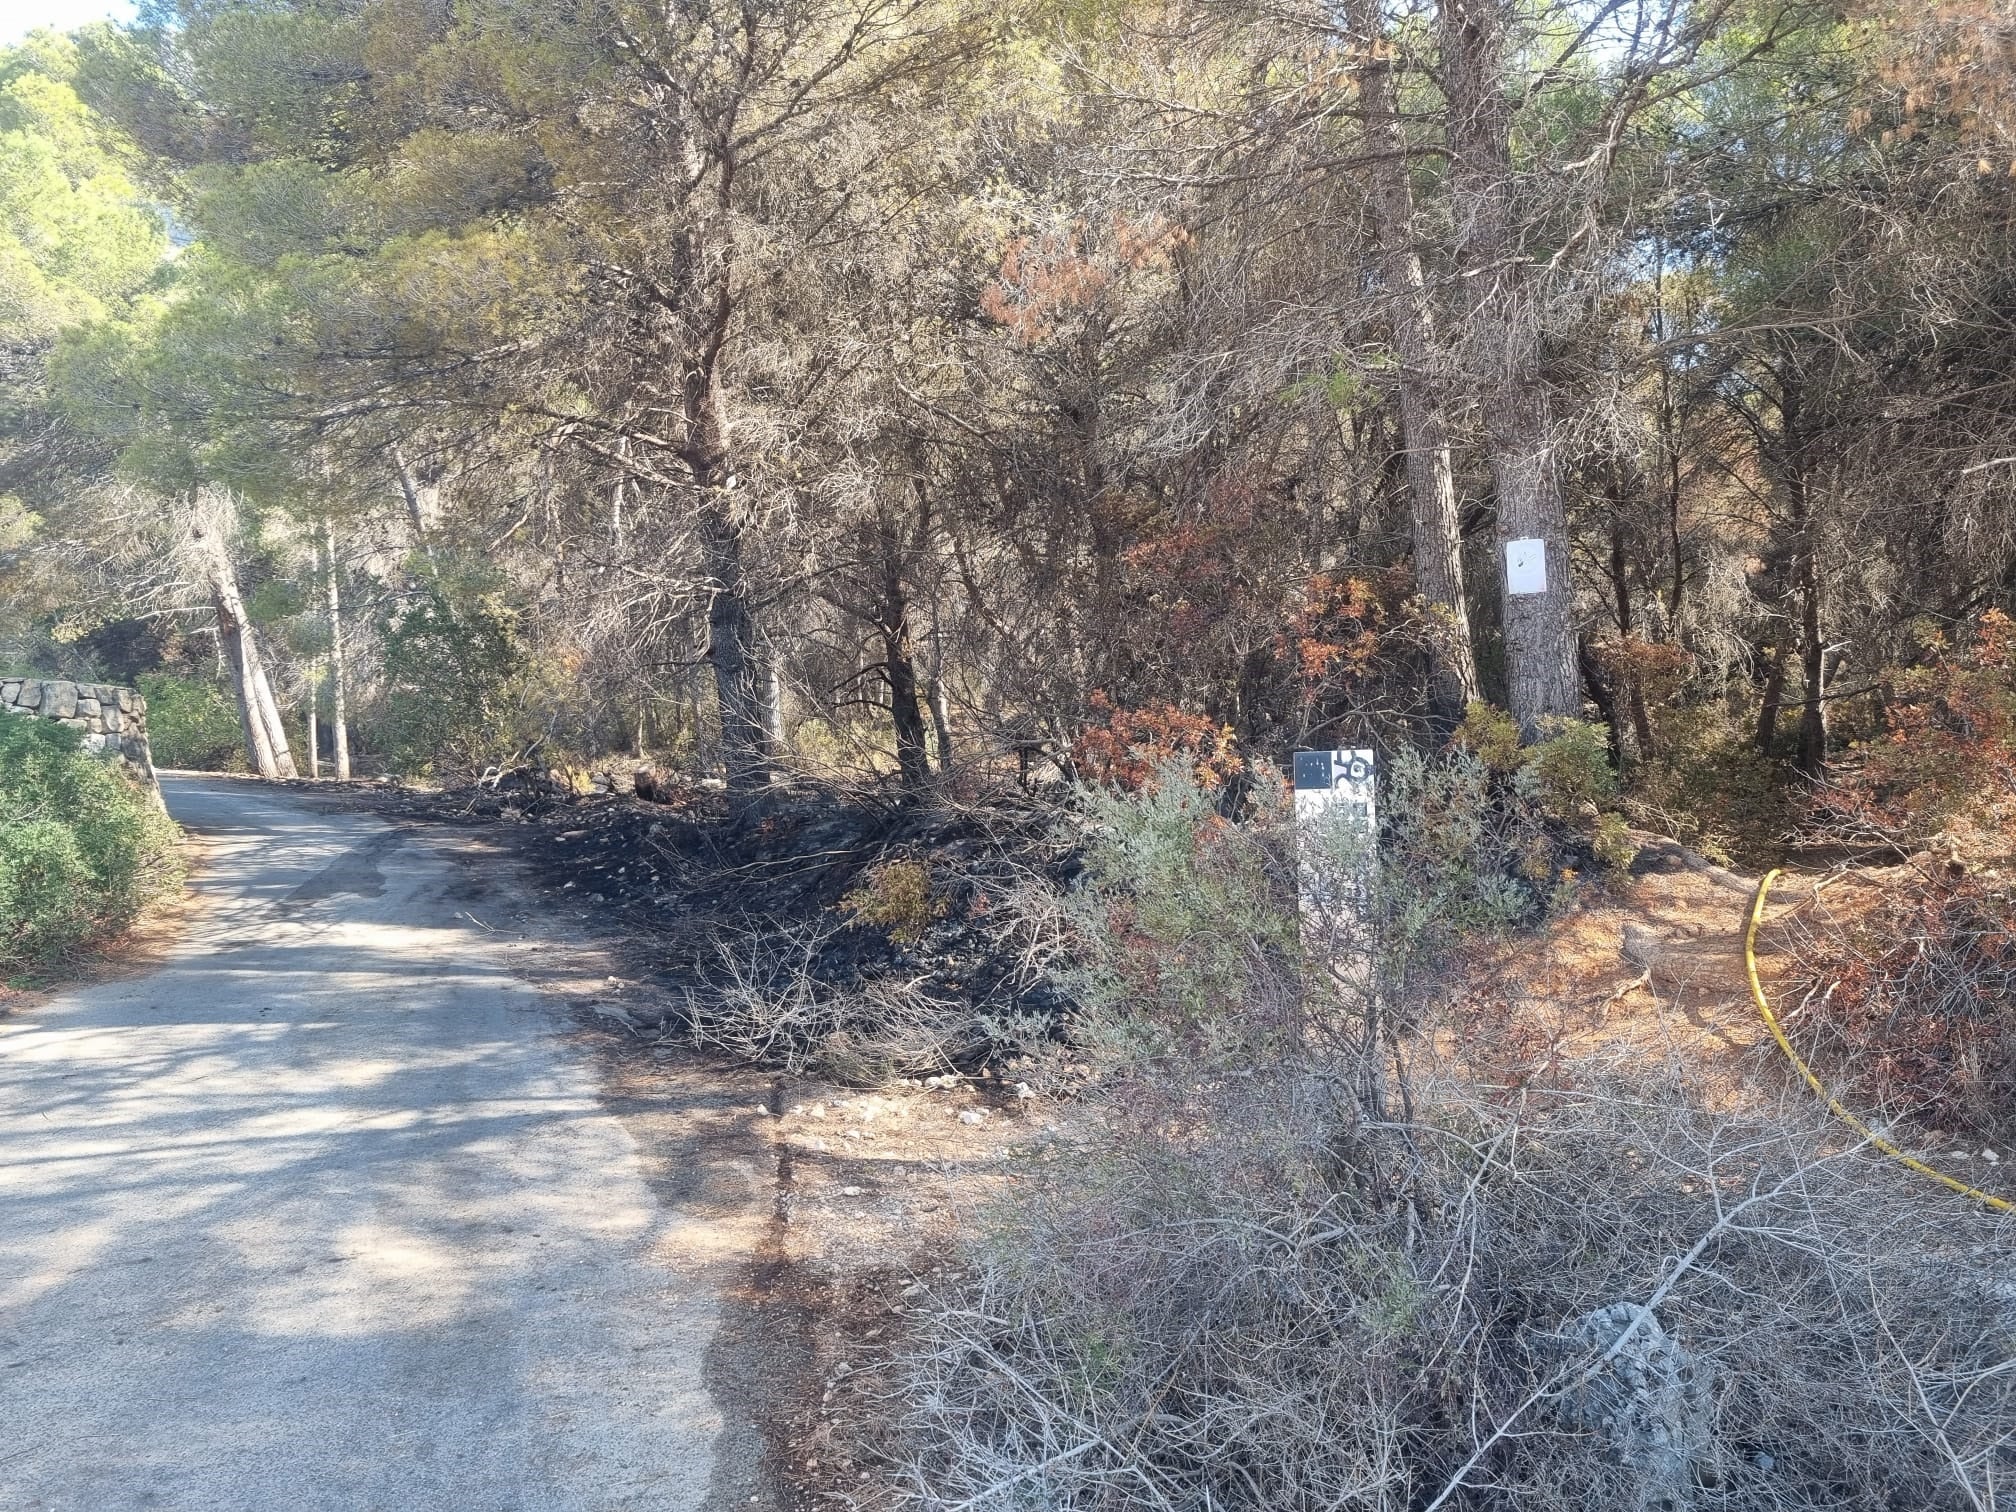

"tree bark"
[1755,630,1789,753]
[927,591,955,773]
[1795,513,1827,778]
[190,496,296,780]
[1347,0,1479,720]
[677,319,776,793]
[323,515,351,781]
[1441,0,1580,737]
[695,496,771,793]
[1609,508,1655,758]
[392,444,438,560]
[878,546,932,791]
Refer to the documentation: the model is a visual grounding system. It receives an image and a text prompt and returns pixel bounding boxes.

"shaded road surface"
[1,778,761,1511]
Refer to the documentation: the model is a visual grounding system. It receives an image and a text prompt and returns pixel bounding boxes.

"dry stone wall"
[1,677,158,788]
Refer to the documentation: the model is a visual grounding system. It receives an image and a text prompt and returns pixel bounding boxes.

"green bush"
[379,574,529,776]
[136,672,246,771]
[0,716,181,971]
[1064,751,1550,1079]
[1521,716,1618,819]
[1455,704,1640,872]
[840,858,947,946]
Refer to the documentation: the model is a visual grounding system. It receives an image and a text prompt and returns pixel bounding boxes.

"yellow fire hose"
[1746,868,2012,1214]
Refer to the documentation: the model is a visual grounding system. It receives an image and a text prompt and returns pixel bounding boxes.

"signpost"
[1293,748,1377,955]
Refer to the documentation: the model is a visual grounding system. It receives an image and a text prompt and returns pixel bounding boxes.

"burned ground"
[349,770,1080,1083]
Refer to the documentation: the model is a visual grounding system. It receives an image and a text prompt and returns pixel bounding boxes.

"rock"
[12,681,41,710]
[45,681,77,718]
[1553,1303,1713,1510]
[958,1109,986,1125]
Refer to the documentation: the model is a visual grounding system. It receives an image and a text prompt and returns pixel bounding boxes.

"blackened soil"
[343,772,1079,1074]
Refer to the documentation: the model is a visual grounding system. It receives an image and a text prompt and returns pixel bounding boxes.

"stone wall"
[1,677,158,789]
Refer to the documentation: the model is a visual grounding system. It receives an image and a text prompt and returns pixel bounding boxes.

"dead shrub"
[894,1070,2016,1511]
[1785,869,2016,1145]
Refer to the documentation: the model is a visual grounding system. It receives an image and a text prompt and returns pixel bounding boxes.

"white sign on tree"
[1505,537,1548,596]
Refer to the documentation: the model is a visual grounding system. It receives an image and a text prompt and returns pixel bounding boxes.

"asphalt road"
[0,777,756,1512]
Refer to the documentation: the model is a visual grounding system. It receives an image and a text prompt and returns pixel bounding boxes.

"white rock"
[958,1109,986,1126]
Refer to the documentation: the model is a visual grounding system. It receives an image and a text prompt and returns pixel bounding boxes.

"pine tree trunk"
[1348,0,1479,720]
[191,497,295,779]
[879,552,931,791]
[323,515,351,781]
[696,497,770,793]
[305,674,320,780]
[392,445,437,560]
[1796,526,1827,778]
[1755,631,1789,753]
[927,595,955,773]
[245,646,297,779]
[1441,0,1579,737]
[708,520,778,787]
[680,335,775,794]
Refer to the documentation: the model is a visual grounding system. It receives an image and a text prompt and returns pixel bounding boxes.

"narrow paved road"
[1,778,761,1511]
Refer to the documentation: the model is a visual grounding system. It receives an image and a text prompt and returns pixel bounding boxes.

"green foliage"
[1454,700,1524,773]
[0,714,180,971]
[1454,706,1635,871]
[841,858,947,947]
[137,671,244,771]
[0,494,37,551]
[1591,810,1639,871]
[1070,765,1304,1068]
[1066,751,1552,1076]
[243,577,304,624]
[0,33,165,343]
[1378,745,1552,948]
[1520,717,1618,820]
[378,572,527,777]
